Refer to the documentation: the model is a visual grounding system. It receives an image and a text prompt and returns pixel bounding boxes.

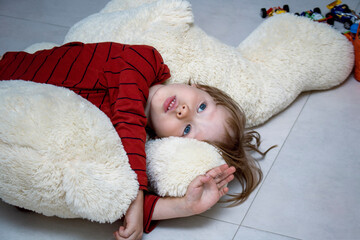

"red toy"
[261,5,289,18]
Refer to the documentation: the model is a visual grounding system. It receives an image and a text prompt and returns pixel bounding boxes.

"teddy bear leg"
[235,14,354,126]
[238,14,354,92]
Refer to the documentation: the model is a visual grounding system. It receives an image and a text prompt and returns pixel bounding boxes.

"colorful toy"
[343,23,360,81]
[295,8,334,25]
[326,0,360,29]
[261,5,289,18]
[343,23,359,41]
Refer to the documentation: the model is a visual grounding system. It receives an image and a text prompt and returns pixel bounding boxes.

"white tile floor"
[1,0,360,239]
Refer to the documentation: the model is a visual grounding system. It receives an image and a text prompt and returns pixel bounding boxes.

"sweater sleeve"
[103,44,170,190]
[143,193,160,233]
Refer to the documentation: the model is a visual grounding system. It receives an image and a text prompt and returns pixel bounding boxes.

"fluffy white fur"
[0,0,355,223]
[146,137,224,197]
[0,80,138,223]
[0,80,223,222]
[62,0,354,127]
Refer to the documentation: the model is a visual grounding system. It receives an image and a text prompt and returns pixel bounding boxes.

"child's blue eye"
[183,124,191,136]
[198,103,206,112]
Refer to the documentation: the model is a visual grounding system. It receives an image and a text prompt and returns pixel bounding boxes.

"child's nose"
[176,104,189,119]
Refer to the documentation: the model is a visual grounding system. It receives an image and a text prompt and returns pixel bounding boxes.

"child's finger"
[187,174,211,191]
[118,225,134,239]
[221,166,236,178]
[118,226,126,236]
[216,174,234,189]
[197,174,212,186]
[206,164,229,178]
[114,231,124,240]
[219,186,229,197]
[227,166,236,174]
[213,166,236,184]
[209,165,236,181]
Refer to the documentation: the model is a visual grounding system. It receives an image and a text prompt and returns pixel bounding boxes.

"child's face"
[146,84,230,142]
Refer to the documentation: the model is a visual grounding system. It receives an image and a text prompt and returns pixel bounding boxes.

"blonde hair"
[195,83,276,206]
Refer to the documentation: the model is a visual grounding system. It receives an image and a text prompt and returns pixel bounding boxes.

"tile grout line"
[232,224,241,240]
[239,225,302,240]
[0,14,70,29]
[231,93,312,240]
[197,214,239,226]
[196,214,242,239]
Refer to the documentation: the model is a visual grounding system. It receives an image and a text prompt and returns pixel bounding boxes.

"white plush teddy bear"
[64,0,354,127]
[0,80,224,223]
[0,0,354,224]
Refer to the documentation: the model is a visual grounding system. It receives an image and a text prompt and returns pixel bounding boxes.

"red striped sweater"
[0,42,170,232]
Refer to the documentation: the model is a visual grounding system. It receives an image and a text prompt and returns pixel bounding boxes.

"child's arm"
[114,190,144,240]
[152,164,235,220]
[114,164,235,239]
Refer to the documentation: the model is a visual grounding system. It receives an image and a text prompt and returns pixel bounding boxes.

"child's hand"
[151,164,235,221]
[114,190,144,240]
[184,164,236,215]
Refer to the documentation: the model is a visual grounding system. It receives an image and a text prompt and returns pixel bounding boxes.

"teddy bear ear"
[145,136,225,197]
[64,0,194,45]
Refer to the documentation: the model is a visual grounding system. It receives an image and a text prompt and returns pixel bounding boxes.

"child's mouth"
[164,96,177,113]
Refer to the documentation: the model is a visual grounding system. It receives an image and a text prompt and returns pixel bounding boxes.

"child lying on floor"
[0,42,272,240]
